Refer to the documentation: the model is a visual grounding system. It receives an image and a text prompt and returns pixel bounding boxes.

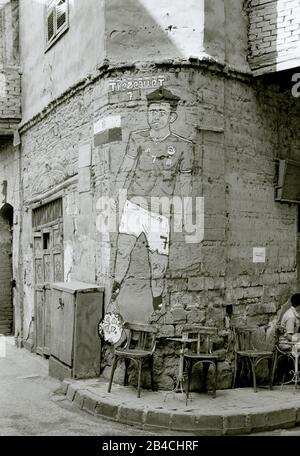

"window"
[43,232,50,250]
[46,0,69,51]
[32,198,63,228]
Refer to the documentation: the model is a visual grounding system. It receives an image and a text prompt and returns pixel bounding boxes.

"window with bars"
[46,0,69,51]
[32,198,63,228]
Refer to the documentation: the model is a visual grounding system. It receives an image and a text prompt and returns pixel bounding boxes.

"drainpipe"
[14,130,24,347]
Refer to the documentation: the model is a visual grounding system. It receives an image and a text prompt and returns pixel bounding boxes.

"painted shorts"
[119,200,169,255]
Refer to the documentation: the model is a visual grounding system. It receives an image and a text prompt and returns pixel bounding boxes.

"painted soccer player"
[111,87,194,312]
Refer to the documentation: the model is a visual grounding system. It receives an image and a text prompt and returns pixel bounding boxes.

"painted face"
[147,102,175,131]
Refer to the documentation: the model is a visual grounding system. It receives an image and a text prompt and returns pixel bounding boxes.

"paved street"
[0,337,181,436]
[3,336,300,437]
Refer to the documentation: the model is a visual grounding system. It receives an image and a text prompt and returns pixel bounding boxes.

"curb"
[62,380,300,435]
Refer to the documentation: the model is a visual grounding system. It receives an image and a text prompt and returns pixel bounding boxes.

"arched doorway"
[0,203,13,335]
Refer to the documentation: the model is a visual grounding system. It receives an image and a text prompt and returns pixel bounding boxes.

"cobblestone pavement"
[0,337,185,436]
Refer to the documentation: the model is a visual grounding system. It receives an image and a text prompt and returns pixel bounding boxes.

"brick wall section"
[248,0,300,73]
[0,213,12,335]
[0,67,21,120]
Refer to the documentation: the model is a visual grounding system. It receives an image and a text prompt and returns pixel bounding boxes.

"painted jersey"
[126,129,194,202]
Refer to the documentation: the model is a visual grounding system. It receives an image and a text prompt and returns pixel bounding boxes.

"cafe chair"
[270,324,296,387]
[232,326,274,392]
[183,325,222,400]
[108,322,157,398]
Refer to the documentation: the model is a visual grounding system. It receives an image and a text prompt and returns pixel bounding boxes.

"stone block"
[264,408,296,430]
[186,309,206,324]
[223,414,249,435]
[73,391,85,409]
[66,384,77,402]
[157,325,175,338]
[118,406,145,426]
[171,308,187,323]
[94,401,119,420]
[145,410,171,429]
[82,394,98,414]
[188,277,205,291]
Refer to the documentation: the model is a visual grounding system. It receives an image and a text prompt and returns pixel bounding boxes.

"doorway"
[0,203,13,335]
[32,198,64,355]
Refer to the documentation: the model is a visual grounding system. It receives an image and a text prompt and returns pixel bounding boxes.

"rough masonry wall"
[0,0,20,126]
[225,77,300,334]
[19,62,300,389]
[0,141,21,339]
[0,211,12,334]
[248,0,300,74]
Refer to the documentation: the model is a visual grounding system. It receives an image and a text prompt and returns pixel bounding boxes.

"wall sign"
[253,247,266,263]
[108,75,165,93]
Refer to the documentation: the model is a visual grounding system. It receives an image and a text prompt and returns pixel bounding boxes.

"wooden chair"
[232,326,274,392]
[183,325,222,400]
[107,322,157,398]
[270,324,295,386]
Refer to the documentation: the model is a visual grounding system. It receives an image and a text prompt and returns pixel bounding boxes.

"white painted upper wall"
[105,0,205,63]
[19,0,251,122]
[19,0,105,122]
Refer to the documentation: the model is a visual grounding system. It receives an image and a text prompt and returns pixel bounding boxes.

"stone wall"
[0,140,21,341]
[248,0,300,74]
[0,0,20,125]
[0,210,12,334]
[18,61,300,388]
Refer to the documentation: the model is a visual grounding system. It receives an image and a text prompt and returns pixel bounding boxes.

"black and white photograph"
[1,0,300,446]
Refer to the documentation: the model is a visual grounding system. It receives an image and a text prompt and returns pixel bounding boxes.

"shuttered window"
[46,0,69,51]
[56,0,67,31]
[32,198,63,228]
[47,8,55,42]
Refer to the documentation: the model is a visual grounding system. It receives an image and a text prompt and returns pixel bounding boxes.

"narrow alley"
[0,337,172,436]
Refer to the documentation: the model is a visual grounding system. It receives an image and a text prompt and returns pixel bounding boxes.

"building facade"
[1,0,300,389]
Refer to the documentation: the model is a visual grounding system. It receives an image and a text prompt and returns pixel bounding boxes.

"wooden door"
[33,222,64,355]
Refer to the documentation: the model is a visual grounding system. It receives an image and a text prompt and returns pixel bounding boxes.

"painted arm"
[113,133,138,200]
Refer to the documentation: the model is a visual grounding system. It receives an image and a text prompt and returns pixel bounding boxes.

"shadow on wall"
[105,0,185,63]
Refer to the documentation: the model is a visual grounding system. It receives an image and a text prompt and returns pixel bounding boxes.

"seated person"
[279,293,300,350]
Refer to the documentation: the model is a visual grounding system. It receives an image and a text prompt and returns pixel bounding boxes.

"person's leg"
[111,233,137,300]
[148,251,169,311]
[111,200,143,301]
[144,211,170,311]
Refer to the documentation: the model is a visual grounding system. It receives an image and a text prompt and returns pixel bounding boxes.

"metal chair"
[232,326,274,392]
[183,325,222,400]
[270,324,296,387]
[108,322,157,398]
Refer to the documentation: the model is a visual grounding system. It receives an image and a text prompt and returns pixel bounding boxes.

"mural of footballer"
[111,87,194,312]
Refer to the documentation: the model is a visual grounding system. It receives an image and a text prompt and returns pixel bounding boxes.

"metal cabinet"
[49,281,104,381]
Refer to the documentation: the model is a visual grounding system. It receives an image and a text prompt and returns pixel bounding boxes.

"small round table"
[164,337,198,400]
